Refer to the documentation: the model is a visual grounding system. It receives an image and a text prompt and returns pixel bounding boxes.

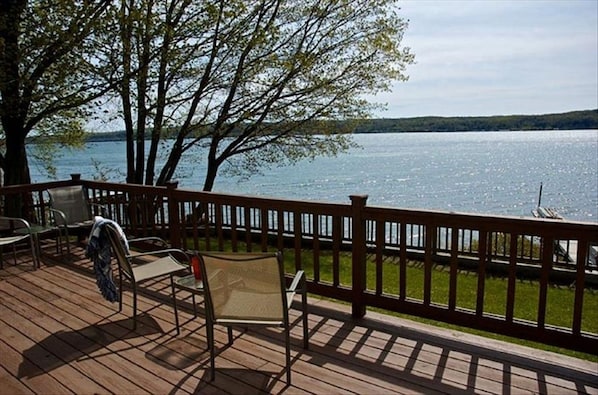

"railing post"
[165,181,181,248]
[350,194,368,318]
[70,173,81,182]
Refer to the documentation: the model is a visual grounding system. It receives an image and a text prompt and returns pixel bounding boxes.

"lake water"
[28,130,598,223]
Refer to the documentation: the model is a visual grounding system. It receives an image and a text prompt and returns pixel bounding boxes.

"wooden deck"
[1,244,597,395]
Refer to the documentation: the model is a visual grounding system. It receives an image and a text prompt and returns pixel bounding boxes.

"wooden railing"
[1,176,597,354]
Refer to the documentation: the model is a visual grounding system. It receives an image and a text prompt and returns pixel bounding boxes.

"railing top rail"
[364,205,598,235]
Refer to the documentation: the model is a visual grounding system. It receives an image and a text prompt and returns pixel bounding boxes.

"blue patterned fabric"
[86,216,128,303]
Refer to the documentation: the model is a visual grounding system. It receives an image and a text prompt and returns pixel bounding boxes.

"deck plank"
[0,307,102,394]
[0,246,596,395]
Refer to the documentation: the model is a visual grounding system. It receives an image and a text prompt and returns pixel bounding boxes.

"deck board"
[1,245,597,395]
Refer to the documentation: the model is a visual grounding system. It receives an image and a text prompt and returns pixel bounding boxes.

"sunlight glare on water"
[28,130,598,222]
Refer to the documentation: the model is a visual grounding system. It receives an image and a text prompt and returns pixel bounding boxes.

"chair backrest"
[199,252,287,323]
[48,185,91,225]
[105,223,134,280]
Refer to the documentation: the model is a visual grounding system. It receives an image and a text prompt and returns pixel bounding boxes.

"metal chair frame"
[0,216,38,270]
[104,223,188,334]
[47,185,107,255]
[198,251,308,384]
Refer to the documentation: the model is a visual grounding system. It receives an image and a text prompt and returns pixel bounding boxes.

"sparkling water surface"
[29,130,598,223]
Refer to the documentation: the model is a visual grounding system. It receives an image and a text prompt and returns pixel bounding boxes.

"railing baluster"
[538,236,554,329]
[399,221,407,301]
[476,230,488,317]
[332,215,341,287]
[313,213,321,283]
[572,239,587,335]
[449,227,459,311]
[375,219,385,295]
[423,223,433,306]
[506,232,518,323]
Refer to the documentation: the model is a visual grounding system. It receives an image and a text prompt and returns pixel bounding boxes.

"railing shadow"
[297,302,598,394]
[8,245,597,394]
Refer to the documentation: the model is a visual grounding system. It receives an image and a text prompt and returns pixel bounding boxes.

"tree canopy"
[0,0,115,181]
[1,0,413,197]
[1,0,113,216]
[99,0,414,190]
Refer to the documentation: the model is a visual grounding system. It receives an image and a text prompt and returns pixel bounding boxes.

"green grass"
[287,250,598,361]
[195,241,598,362]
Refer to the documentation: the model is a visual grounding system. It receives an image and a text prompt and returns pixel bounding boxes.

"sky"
[371,0,598,118]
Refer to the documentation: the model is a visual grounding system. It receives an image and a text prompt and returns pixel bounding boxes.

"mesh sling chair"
[47,185,107,255]
[104,222,188,334]
[198,251,308,384]
[0,216,38,270]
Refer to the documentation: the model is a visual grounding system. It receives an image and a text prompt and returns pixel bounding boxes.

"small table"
[174,274,204,317]
[174,273,244,318]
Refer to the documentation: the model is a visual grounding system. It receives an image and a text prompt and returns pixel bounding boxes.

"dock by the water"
[532,205,597,270]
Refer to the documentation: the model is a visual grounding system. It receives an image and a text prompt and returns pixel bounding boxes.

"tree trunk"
[202,141,223,192]
[2,126,35,220]
[202,161,218,192]
[1,0,33,218]
[120,0,136,184]
[156,137,184,186]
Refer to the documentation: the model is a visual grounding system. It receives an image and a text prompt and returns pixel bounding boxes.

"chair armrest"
[285,270,306,310]
[287,270,305,293]
[127,248,190,264]
[48,208,68,227]
[0,216,32,234]
[128,236,170,249]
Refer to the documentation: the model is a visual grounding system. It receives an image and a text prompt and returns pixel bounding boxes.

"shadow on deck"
[0,243,596,394]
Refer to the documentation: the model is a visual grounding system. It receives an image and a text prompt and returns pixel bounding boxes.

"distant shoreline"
[85,109,597,142]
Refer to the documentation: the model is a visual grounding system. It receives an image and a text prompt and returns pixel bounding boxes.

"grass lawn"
[285,250,598,362]
[195,241,597,362]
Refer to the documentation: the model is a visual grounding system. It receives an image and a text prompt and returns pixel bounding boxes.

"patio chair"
[47,185,107,255]
[198,251,308,384]
[0,216,38,270]
[104,222,188,334]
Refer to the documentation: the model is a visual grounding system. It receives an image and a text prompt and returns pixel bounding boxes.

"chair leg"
[118,270,123,312]
[207,320,215,381]
[132,287,137,330]
[302,279,309,349]
[227,326,233,345]
[57,226,70,256]
[54,233,60,254]
[65,227,71,256]
[285,325,291,384]
[170,275,180,335]
[30,235,39,270]
[192,294,198,317]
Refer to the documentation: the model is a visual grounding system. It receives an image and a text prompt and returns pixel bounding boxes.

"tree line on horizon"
[355,109,598,133]
[85,109,598,141]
